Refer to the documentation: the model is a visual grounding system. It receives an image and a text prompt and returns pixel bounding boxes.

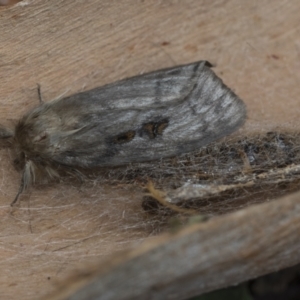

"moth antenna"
[37,83,43,104]
[11,161,34,206]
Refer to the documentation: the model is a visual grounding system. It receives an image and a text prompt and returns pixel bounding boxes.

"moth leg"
[11,161,34,206]
[37,83,43,104]
[10,169,26,206]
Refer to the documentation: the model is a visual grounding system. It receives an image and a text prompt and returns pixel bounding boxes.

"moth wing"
[25,61,246,167]
[52,61,215,113]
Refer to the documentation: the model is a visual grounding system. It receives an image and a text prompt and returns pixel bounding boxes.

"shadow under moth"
[0,61,246,205]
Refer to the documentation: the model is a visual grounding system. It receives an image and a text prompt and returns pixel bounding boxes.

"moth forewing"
[2,61,246,204]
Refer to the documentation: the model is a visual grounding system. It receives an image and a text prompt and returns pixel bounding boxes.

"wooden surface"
[46,190,300,300]
[0,1,299,299]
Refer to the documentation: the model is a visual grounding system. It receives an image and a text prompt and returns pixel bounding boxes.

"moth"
[0,61,246,205]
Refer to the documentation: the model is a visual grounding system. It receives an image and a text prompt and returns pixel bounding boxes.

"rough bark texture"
[0,1,299,299]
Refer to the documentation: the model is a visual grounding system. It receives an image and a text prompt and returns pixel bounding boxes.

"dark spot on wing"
[112,130,136,144]
[141,119,169,139]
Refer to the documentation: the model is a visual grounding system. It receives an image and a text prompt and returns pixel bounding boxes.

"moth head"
[0,123,37,205]
[0,120,57,205]
[13,121,50,165]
